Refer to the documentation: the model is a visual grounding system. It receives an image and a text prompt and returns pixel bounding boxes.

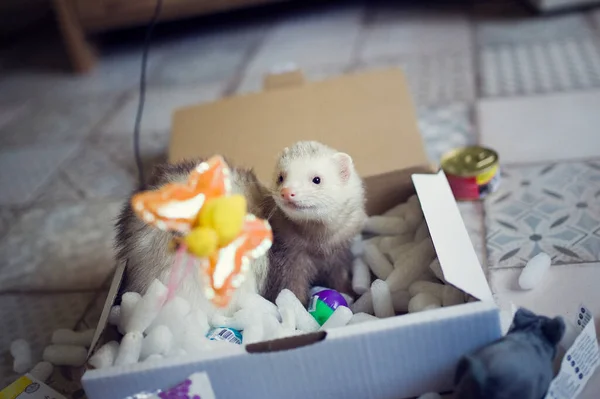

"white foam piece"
[409,281,444,298]
[363,242,393,280]
[114,332,143,366]
[348,312,379,325]
[379,234,413,253]
[43,345,87,366]
[51,329,95,347]
[108,305,121,326]
[391,289,410,313]
[352,258,371,295]
[185,309,210,337]
[180,330,212,354]
[211,313,244,330]
[88,341,119,369]
[350,290,373,314]
[10,339,32,374]
[238,292,281,321]
[363,216,408,235]
[148,296,191,335]
[414,220,430,242]
[125,280,168,334]
[429,259,444,281]
[280,306,296,331]
[319,306,353,330]
[387,242,416,263]
[275,289,319,332]
[408,293,442,313]
[417,393,442,399]
[243,322,265,345]
[140,325,173,360]
[262,313,284,340]
[29,361,53,382]
[351,235,364,256]
[383,201,409,217]
[518,252,551,290]
[371,279,395,318]
[442,285,465,307]
[145,354,164,362]
[387,239,436,291]
[118,292,141,334]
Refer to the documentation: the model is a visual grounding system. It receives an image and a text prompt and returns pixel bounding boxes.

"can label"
[441,146,501,201]
[206,327,243,345]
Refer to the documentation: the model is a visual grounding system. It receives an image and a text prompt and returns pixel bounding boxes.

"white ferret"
[115,141,366,311]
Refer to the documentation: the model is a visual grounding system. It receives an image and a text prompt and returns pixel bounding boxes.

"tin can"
[441,146,500,201]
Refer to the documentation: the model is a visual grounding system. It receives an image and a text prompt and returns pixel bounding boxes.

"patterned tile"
[0,96,121,147]
[75,289,109,332]
[0,101,29,130]
[478,89,600,164]
[244,5,363,76]
[0,145,79,205]
[33,172,84,203]
[417,103,475,163]
[0,208,19,239]
[360,5,471,59]
[485,160,600,268]
[478,38,600,97]
[0,201,121,291]
[0,292,94,389]
[356,52,475,106]
[476,14,593,46]
[457,201,487,270]
[99,84,224,135]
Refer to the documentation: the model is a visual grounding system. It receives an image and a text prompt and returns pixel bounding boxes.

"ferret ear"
[542,317,566,346]
[333,153,353,182]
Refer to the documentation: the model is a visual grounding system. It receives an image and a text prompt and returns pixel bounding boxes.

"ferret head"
[272,141,365,224]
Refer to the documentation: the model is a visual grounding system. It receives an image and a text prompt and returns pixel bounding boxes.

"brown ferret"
[115,141,366,310]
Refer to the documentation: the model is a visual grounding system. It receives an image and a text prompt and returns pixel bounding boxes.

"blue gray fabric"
[454,308,565,399]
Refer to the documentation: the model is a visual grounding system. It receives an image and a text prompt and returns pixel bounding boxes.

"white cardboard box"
[82,69,501,398]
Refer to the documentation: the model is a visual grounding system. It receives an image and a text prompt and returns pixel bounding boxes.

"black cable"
[133,0,164,191]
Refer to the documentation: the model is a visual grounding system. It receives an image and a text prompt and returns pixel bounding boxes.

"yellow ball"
[184,227,218,258]
[211,195,247,246]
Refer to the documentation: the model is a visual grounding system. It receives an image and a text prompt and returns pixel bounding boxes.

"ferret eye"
[278,174,284,184]
[312,177,321,185]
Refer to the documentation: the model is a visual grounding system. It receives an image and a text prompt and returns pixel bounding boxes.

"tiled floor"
[1,0,599,396]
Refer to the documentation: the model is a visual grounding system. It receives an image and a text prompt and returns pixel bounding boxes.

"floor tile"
[476,13,593,46]
[360,6,471,59]
[0,145,79,205]
[485,160,600,268]
[99,84,224,135]
[74,289,110,332]
[0,208,19,239]
[478,90,600,164]
[0,96,121,147]
[356,52,475,106]
[417,103,475,163]
[0,292,94,389]
[151,24,266,87]
[0,201,121,291]
[478,39,600,97]
[0,101,29,130]
[58,143,137,200]
[33,172,84,203]
[91,130,169,181]
[244,6,363,76]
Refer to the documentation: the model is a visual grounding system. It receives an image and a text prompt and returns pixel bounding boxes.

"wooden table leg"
[53,0,96,73]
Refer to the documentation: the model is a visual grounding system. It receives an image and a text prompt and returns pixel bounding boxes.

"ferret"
[115,141,366,311]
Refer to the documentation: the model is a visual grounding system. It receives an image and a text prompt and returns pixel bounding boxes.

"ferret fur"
[115,141,366,310]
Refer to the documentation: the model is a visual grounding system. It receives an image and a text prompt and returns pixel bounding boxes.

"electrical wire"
[133,0,164,191]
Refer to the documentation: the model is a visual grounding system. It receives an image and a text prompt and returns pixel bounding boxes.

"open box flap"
[412,171,492,301]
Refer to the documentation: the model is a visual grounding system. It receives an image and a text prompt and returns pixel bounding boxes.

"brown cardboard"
[170,69,429,205]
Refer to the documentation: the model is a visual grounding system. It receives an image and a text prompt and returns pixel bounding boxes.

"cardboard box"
[82,69,501,399]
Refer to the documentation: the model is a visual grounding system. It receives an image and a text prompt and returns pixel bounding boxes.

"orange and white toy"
[131,156,273,308]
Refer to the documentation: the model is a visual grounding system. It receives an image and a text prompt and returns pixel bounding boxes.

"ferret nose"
[281,188,295,201]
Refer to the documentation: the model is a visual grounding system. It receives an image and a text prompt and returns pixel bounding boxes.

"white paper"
[545,305,599,399]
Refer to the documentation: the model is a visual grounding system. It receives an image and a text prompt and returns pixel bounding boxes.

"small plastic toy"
[130,156,273,308]
[454,308,565,399]
[308,288,349,325]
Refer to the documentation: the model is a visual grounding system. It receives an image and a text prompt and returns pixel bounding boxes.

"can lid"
[441,146,499,177]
